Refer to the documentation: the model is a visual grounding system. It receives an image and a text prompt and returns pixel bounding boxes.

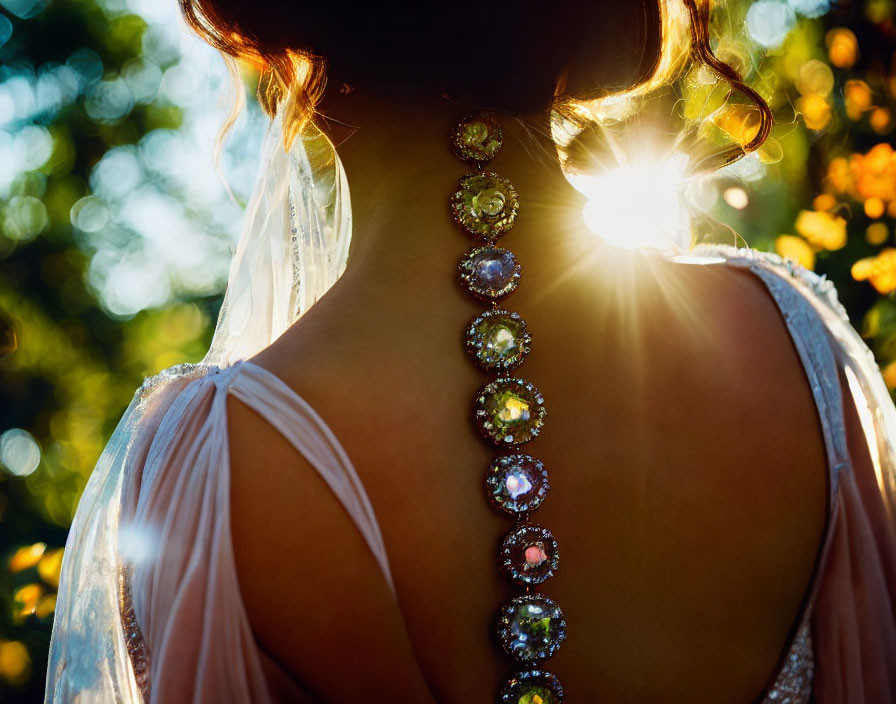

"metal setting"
[451,172,520,241]
[497,594,568,664]
[465,309,531,372]
[449,111,564,700]
[485,454,550,515]
[458,245,522,301]
[499,670,565,704]
[500,524,559,586]
[473,376,547,445]
[451,112,504,165]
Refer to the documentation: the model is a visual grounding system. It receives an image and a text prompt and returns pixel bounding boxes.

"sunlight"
[578,152,692,253]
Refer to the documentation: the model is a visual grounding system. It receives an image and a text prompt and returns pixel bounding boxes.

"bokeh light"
[0,429,40,477]
[747,1,797,48]
[0,640,30,686]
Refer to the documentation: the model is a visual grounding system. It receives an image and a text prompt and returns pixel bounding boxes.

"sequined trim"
[761,609,814,703]
[119,562,151,700]
[136,362,221,403]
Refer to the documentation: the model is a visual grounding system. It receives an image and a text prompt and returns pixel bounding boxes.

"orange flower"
[871,107,892,134]
[813,193,837,212]
[825,157,853,194]
[775,235,816,270]
[8,543,46,573]
[795,210,847,251]
[826,28,860,69]
[852,249,896,293]
[797,94,832,131]
[865,197,886,219]
[866,223,889,245]
[852,144,896,203]
[845,80,873,120]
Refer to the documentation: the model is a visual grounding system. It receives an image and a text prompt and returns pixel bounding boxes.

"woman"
[46,1,896,702]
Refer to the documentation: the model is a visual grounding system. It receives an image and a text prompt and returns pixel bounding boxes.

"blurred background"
[0,0,893,700]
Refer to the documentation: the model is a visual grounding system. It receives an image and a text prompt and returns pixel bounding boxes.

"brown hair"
[179,2,666,145]
[179,1,770,170]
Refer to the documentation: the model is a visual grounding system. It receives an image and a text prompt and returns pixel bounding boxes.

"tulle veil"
[44,88,352,701]
[44,81,896,700]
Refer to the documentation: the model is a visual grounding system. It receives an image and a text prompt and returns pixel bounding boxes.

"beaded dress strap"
[228,360,397,597]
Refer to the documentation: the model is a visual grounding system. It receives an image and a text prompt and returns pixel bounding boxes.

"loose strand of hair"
[682,0,773,174]
[212,52,246,206]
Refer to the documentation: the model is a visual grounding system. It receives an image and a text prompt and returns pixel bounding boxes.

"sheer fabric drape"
[45,93,353,702]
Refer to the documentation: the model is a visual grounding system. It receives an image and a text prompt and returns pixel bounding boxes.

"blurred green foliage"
[0,0,893,701]
[0,0,236,699]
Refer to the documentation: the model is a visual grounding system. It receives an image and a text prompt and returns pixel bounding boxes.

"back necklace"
[450,112,566,703]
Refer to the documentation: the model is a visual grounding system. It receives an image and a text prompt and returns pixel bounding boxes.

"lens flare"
[577,153,691,253]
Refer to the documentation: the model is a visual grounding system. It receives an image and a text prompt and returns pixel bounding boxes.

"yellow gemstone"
[475,377,546,445]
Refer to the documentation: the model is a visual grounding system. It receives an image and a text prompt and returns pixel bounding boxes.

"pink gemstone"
[524,544,548,569]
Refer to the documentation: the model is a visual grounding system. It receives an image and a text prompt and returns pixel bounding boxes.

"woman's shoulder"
[224,361,438,702]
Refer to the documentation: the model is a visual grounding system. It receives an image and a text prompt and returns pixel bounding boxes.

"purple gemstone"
[485,454,549,514]
[460,246,520,300]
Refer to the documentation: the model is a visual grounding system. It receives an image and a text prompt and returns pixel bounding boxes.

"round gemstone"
[497,594,567,663]
[485,454,550,514]
[501,525,559,585]
[479,189,506,216]
[465,309,530,371]
[451,112,503,164]
[499,670,565,704]
[459,246,521,300]
[451,172,519,240]
[474,377,546,445]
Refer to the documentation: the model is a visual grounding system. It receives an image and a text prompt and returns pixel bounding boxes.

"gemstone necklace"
[450,113,567,703]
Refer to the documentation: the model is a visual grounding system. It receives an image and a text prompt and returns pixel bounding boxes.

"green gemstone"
[475,378,545,445]
[451,113,503,163]
[451,172,519,240]
[486,322,516,353]
[463,121,489,144]
[467,310,529,371]
[497,595,567,662]
[464,176,506,218]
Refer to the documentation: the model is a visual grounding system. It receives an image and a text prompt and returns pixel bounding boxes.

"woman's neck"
[313,86,598,297]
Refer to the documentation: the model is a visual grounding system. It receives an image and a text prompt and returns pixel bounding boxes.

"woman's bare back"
[229,249,829,703]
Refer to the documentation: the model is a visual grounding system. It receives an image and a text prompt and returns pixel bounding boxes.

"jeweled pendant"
[497,594,567,663]
[500,525,559,585]
[474,377,546,445]
[451,172,519,241]
[451,112,503,165]
[459,246,521,301]
[466,309,531,372]
[485,454,550,515]
[499,670,565,704]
